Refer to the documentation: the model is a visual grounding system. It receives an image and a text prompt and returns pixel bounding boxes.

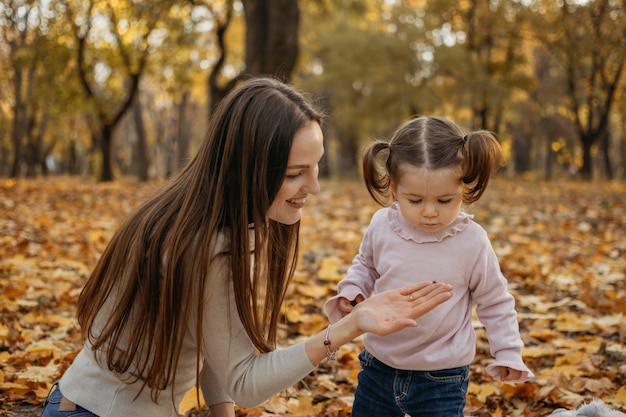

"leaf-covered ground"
[1,177,625,417]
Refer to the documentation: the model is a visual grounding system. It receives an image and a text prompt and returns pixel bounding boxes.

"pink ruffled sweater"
[325,202,534,382]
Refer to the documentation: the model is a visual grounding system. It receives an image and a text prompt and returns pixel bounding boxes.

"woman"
[41,78,453,417]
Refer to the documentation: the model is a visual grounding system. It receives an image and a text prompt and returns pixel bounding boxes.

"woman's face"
[267,122,324,225]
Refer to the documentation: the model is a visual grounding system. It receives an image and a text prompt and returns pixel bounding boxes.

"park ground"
[1,177,625,416]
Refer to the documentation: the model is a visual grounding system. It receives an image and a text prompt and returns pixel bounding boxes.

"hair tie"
[461,134,468,143]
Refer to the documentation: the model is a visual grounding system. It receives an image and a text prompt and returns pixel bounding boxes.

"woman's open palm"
[352,281,452,337]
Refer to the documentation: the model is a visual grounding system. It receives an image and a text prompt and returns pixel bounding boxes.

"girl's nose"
[423,201,437,217]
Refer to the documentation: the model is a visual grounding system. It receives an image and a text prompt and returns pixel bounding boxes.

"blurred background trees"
[1,0,624,181]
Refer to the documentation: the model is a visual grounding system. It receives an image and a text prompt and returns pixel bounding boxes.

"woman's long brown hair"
[76,77,323,402]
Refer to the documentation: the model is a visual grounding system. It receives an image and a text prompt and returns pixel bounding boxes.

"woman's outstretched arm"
[200,260,451,408]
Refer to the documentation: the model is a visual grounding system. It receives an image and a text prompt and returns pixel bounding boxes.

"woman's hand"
[351,281,452,337]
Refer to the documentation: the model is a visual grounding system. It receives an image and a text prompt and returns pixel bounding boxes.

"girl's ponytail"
[461,131,504,204]
[362,140,392,206]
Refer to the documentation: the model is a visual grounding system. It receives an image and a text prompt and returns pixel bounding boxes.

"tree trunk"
[621,132,626,180]
[9,68,25,178]
[580,135,594,180]
[513,134,532,174]
[544,139,553,181]
[66,139,78,175]
[0,131,9,176]
[177,91,191,169]
[73,0,147,182]
[133,98,150,182]
[600,129,613,180]
[207,0,238,112]
[100,124,114,182]
[208,0,300,113]
[242,0,299,82]
[36,111,50,176]
[335,128,360,179]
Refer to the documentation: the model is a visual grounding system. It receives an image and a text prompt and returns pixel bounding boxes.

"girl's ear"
[390,181,398,201]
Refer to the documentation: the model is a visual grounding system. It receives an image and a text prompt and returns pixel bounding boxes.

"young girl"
[39,79,453,417]
[325,116,534,417]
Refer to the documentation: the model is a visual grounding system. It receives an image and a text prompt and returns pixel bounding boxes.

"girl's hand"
[352,281,452,337]
[492,366,523,382]
[337,295,365,316]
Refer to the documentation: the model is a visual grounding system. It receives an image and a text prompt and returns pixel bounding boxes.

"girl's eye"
[439,199,452,204]
[285,172,302,179]
[409,199,422,205]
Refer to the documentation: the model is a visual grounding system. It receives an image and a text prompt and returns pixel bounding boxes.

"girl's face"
[267,122,324,225]
[391,165,464,233]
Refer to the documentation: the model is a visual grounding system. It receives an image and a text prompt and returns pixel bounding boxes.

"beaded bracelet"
[324,324,338,361]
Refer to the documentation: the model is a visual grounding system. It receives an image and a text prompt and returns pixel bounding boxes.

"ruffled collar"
[387,201,473,243]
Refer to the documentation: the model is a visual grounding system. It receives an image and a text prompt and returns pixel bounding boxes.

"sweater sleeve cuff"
[486,360,535,382]
[324,288,365,324]
[485,348,535,382]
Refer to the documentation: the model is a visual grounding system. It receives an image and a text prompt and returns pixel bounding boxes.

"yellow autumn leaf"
[552,364,582,378]
[286,395,322,415]
[555,350,588,365]
[317,257,344,282]
[0,381,30,391]
[295,283,331,299]
[523,345,557,358]
[553,312,591,332]
[284,301,305,323]
[468,382,501,402]
[16,363,59,383]
[178,387,205,415]
[614,386,626,406]
[25,341,60,357]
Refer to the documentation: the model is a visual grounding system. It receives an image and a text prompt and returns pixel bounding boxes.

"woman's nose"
[305,175,320,195]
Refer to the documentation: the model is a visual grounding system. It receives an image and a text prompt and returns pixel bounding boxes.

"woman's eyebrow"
[287,153,324,170]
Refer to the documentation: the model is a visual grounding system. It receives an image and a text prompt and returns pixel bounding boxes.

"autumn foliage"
[1,177,625,416]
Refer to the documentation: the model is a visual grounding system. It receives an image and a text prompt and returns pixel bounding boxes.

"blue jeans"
[351,350,470,417]
[40,382,99,417]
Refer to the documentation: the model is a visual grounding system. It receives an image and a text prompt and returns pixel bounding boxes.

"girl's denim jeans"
[40,382,99,417]
[351,350,470,417]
